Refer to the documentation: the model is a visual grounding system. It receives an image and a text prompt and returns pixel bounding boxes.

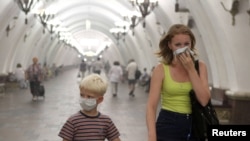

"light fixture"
[124,11,141,35]
[175,0,189,12]
[37,9,55,34]
[121,11,142,36]
[156,21,165,36]
[130,15,137,35]
[6,25,11,37]
[109,20,129,43]
[115,21,130,37]
[47,19,60,34]
[46,24,59,40]
[109,27,127,44]
[221,0,239,26]
[16,0,35,24]
[23,28,32,42]
[5,16,18,37]
[85,20,91,30]
[129,0,158,28]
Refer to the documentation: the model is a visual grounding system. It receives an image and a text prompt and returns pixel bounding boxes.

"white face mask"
[79,97,97,111]
[173,46,194,56]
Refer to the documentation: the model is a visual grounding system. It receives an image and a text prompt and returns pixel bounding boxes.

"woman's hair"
[79,74,108,96]
[32,57,38,64]
[156,24,198,64]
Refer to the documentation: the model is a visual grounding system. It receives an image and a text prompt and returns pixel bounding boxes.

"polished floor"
[0,68,150,141]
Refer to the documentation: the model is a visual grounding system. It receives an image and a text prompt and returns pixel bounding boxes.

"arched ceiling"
[2,0,250,93]
[32,0,135,57]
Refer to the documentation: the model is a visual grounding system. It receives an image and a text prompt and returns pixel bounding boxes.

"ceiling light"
[16,0,36,24]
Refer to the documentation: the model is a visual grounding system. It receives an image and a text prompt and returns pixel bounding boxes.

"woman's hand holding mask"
[177,50,194,71]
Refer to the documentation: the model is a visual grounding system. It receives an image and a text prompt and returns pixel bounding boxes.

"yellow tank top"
[161,64,192,114]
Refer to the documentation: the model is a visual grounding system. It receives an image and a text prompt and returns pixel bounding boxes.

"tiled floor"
[0,68,150,141]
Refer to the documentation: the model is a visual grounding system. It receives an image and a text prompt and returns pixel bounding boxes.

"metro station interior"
[0,0,250,141]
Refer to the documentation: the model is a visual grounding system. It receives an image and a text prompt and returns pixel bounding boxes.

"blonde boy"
[59,74,121,141]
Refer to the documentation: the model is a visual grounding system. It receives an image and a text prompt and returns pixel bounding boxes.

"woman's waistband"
[160,109,191,118]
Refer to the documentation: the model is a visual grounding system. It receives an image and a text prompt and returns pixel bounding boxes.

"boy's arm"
[112,137,121,141]
[63,139,69,141]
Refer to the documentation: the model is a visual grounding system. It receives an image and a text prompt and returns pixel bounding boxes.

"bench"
[210,87,231,124]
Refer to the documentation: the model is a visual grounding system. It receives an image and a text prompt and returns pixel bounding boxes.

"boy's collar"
[80,110,100,118]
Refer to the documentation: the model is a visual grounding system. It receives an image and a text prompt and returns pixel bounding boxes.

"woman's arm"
[146,64,164,141]
[189,61,211,106]
[178,52,210,106]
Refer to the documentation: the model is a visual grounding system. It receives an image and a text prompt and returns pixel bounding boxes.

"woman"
[26,57,43,101]
[14,63,27,89]
[108,61,123,97]
[146,24,210,141]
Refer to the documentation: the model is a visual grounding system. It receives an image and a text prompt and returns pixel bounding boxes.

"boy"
[58,74,121,141]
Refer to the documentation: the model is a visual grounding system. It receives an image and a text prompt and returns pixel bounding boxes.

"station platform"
[0,68,149,141]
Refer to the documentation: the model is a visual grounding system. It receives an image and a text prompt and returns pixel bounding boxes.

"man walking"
[79,60,87,78]
[126,59,137,97]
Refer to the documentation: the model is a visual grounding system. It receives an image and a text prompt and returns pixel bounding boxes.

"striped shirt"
[58,111,120,141]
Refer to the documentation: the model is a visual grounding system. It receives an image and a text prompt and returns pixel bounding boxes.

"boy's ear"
[97,96,104,104]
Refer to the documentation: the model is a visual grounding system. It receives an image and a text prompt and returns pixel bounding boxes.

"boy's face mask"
[79,97,97,111]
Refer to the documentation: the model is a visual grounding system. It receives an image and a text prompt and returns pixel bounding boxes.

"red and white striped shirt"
[58,111,120,141]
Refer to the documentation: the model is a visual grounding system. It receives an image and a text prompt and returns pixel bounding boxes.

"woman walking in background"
[108,61,123,97]
[14,63,27,89]
[26,57,44,101]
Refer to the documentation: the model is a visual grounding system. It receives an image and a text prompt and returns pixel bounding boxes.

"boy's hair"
[79,74,108,96]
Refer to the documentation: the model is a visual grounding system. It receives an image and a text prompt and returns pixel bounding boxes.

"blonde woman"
[146,24,210,141]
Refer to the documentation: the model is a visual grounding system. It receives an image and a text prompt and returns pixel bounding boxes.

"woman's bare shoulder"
[152,63,165,77]
[154,63,164,71]
[197,60,207,68]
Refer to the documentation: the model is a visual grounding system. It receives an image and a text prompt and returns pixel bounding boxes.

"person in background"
[14,63,27,89]
[42,63,49,81]
[87,61,92,73]
[92,57,103,75]
[58,74,121,141]
[108,61,123,97]
[104,60,111,75]
[25,57,43,101]
[145,66,155,93]
[126,59,137,97]
[51,63,57,77]
[79,60,87,78]
[139,67,150,87]
[146,24,210,141]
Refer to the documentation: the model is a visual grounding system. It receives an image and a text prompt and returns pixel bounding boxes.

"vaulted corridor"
[0,68,149,141]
